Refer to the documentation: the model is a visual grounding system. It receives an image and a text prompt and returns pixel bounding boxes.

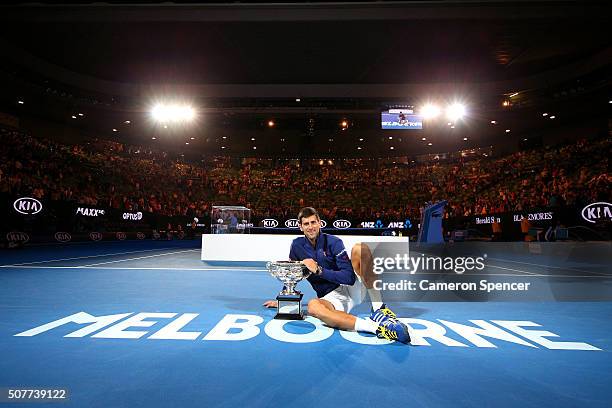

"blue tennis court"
[1,241,611,408]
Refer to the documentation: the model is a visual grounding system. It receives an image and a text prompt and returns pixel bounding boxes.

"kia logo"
[54,232,72,243]
[332,219,351,229]
[285,219,300,228]
[116,232,127,240]
[136,232,146,240]
[13,197,42,215]
[6,232,29,243]
[581,202,612,224]
[90,232,102,241]
[320,220,327,228]
[262,219,279,228]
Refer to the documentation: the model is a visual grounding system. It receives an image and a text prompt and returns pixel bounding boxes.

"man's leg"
[350,242,374,287]
[307,297,409,342]
[308,298,379,334]
[307,298,356,331]
[351,243,383,310]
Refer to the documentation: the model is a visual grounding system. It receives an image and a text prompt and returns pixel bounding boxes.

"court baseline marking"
[76,249,200,267]
[0,247,195,267]
[0,265,609,278]
[486,256,610,276]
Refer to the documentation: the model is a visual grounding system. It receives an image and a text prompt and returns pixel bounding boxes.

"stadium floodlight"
[151,103,196,123]
[420,104,441,119]
[446,103,466,121]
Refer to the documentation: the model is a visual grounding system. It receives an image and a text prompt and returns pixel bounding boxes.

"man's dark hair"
[298,207,320,224]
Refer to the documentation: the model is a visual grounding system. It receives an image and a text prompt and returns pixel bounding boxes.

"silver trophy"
[267,261,311,320]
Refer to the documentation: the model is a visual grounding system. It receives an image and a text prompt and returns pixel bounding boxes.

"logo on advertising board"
[476,217,501,225]
[13,197,42,215]
[581,202,612,224]
[333,219,351,229]
[6,232,29,243]
[262,219,279,228]
[136,232,146,240]
[513,212,553,222]
[320,220,327,228]
[116,232,127,241]
[90,232,102,241]
[76,207,105,217]
[122,212,143,221]
[54,232,72,243]
[285,219,299,228]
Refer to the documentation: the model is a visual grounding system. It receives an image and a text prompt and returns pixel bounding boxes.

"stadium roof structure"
[0,0,610,158]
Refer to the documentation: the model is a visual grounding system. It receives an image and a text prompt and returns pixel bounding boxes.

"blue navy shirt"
[289,233,356,298]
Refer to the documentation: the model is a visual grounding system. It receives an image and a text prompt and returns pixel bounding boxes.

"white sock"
[354,317,379,334]
[368,288,383,311]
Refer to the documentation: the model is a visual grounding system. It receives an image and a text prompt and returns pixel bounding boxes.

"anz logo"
[285,219,300,228]
[262,219,279,228]
[333,219,351,229]
[13,197,43,215]
[360,220,385,229]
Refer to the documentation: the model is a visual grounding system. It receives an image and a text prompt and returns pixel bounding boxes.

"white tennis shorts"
[321,277,366,313]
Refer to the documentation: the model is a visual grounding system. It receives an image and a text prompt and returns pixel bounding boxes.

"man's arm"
[289,242,297,261]
[318,241,356,285]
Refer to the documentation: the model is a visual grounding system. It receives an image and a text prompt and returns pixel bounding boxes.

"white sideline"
[1,247,187,267]
[78,249,199,267]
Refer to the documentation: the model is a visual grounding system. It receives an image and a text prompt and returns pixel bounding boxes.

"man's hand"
[301,258,319,274]
[263,300,278,308]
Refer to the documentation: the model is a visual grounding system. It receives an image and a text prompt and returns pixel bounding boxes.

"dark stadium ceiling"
[0,1,610,157]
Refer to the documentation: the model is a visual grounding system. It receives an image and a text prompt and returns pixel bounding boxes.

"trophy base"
[275,292,305,320]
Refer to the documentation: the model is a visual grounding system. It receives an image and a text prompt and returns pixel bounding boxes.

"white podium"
[201,233,409,263]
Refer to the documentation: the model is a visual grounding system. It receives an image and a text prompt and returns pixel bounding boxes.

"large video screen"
[381,109,423,130]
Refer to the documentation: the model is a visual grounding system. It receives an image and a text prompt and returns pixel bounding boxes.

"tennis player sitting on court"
[264,207,411,343]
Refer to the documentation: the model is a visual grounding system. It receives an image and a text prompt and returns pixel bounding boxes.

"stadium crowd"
[1,127,610,222]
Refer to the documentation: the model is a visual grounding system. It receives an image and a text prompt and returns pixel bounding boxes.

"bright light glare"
[420,104,441,119]
[446,103,466,121]
[151,103,196,123]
